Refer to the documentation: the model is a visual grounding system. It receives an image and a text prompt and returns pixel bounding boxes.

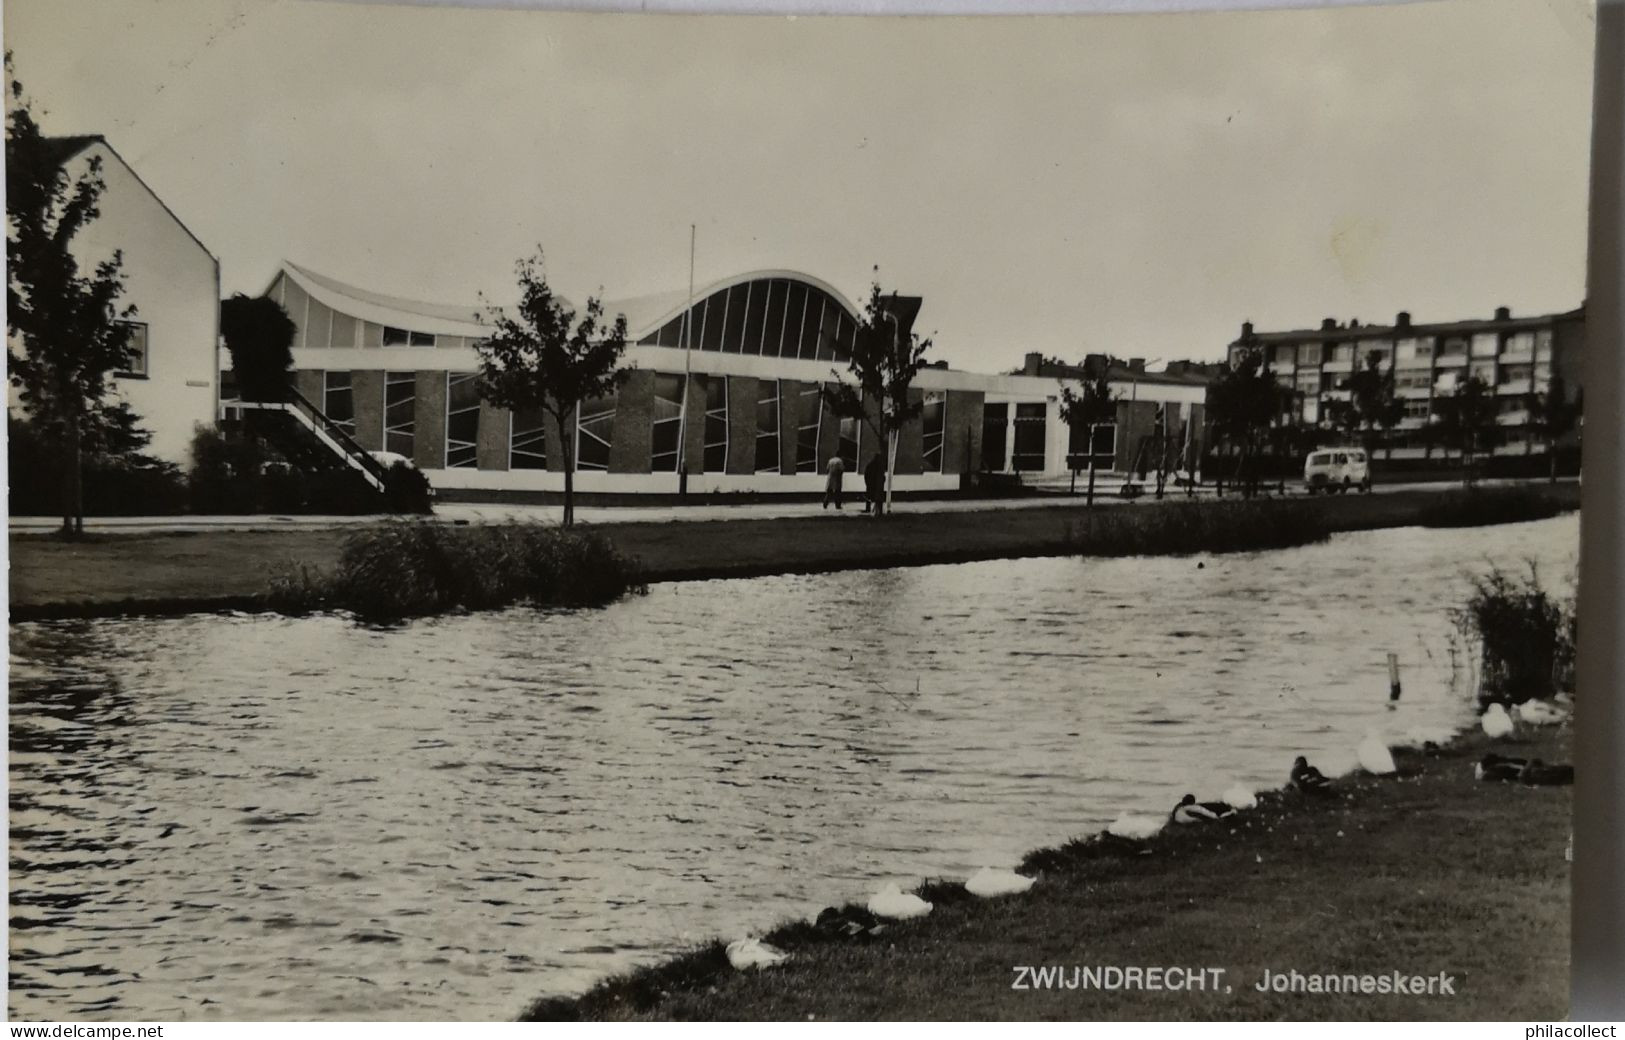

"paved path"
[8,477,1570,535]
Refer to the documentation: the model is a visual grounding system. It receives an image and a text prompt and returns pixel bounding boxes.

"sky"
[3,0,1599,370]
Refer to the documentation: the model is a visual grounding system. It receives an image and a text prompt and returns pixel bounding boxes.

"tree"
[6,58,138,536]
[1342,353,1403,459]
[221,293,297,403]
[474,249,629,527]
[1525,372,1581,483]
[1058,370,1118,507]
[1434,375,1498,486]
[819,274,932,516]
[1206,350,1289,498]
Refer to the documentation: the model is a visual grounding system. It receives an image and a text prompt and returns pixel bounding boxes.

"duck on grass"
[267,519,646,621]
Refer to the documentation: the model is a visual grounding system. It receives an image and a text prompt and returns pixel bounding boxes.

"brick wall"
[943,390,984,475]
[413,371,446,469]
[350,370,385,451]
[725,375,758,474]
[476,401,510,471]
[610,370,654,474]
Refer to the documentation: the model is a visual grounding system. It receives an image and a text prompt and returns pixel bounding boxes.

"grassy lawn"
[9,482,1578,619]
[525,727,1572,1021]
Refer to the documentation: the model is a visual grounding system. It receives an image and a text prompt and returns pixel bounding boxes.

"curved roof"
[275,262,497,339]
[606,269,862,340]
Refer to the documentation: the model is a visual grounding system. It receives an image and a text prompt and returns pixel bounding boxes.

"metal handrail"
[282,386,394,486]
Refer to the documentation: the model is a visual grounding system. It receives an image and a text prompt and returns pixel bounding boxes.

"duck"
[1475,752,1528,782]
[1481,702,1516,739]
[1514,699,1568,726]
[866,883,933,920]
[1357,732,1397,776]
[1106,812,1165,841]
[1290,755,1334,795]
[1519,758,1574,787]
[724,937,789,970]
[1171,794,1236,825]
[964,867,1036,898]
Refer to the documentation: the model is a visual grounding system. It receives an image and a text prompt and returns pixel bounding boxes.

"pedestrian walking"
[822,454,846,510]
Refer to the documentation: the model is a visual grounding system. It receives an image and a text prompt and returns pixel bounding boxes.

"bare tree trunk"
[1549,437,1559,484]
[561,405,576,528]
[884,427,898,516]
[1085,457,1096,509]
[60,411,84,537]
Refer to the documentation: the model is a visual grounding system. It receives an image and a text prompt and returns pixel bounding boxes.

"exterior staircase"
[221,386,392,492]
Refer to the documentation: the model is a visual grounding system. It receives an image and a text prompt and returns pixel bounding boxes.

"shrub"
[186,424,429,515]
[266,520,646,621]
[382,460,433,514]
[8,414,187,516]
[1415,487,1570,528]
[1450,563,1576,704]
[1066,498,1331,557]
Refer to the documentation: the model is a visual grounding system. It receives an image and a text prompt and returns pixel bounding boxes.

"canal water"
[8,514,1578,1020]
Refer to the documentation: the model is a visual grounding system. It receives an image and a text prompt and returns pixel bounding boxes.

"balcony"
[1395,354,1435,370]
[1396,385,1432,399]
[1497,378,1534,395]
[1499,347,1534,364]
[1497,410,1531,427]
[1434,353,1468,367]
[1397,416,1430,430]
[1320,358,1353,373]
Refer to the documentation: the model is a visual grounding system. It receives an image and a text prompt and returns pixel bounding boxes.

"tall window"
[324,371,355,437]
[1471,332,1500,358]
[116,321,149,378]
[795,385,822,473]
[702,376,728,472]
[651,373,685,473]
[837,415,860,472]
[982,403,1009,471]
[446,373,480,468]
[385,371,415,457]
[510,406,547,469]
[921,391,946,474]
[1012,402,1047,472]
[577,395,616,471]
[755,380,781,473]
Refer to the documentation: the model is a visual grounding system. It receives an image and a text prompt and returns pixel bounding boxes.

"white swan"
[965,867,1035,898]
[867,883,933,920]
[1481,703,1516,739]
[1514,699,1567,726]
[1221,783,1259,810]
[1357,732,1397,775]
[725,937,789,971]
[1107,812,1165,840]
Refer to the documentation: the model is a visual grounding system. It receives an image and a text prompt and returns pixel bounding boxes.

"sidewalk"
[8,477,1557,535]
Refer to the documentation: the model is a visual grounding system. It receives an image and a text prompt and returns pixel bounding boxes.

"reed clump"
[1066,498,1331,557]
[1450,562,1576,704]
[266,520,645,621]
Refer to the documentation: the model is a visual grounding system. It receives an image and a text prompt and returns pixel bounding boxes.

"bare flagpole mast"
[679,224,696,497]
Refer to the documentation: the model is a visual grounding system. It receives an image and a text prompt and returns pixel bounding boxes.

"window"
[982,403,1008,471]
[837,414,860,472]
[651,373,685,474]
[703,376,728,472]
[576,394,616,471]
[410,331,435,348]
[324,371,355,437]
[921,391,947,474]
[1504,331,1535,357]
[1534,329,1554,360]
[1470,332,1500,358]
[116,321,149,378]
[446,373,480,468]
[1439,336,1469,359]
[1330,343,1354,363]
[1295,371,1319,393]
[383,326,410,346]
[1404,400,1431,419]
[1296,343,1322,366]
[510,406,547,470]
[755,380,781,473]
[1274,345,1295,366]
[1469,360,1496,386]
[385,371,415,457]
[1012,402,1047,472]
[795,385,823,473]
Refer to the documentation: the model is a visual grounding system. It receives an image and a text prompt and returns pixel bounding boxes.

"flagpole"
[679,224,695,498]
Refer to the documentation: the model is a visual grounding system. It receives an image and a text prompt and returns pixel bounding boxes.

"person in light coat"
[822,455,846,510]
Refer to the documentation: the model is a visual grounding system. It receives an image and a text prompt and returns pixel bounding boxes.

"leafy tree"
[1343,353,1403,459]
[221,293,296,402]
[1434,375,1498,486]
[1058,369,1118,507]
[1206,349,1289,498]
[819,274,932,515]
[1525,372,1581,483]
[6,58,138,535]
[475,249,629,527]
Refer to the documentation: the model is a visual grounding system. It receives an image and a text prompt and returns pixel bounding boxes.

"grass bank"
[522,725,1572,1021]
[8,482,1579,621]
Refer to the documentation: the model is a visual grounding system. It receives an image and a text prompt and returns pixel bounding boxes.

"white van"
[1304,448,1371,494]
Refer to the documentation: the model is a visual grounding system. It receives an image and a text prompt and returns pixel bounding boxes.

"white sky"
[3,0,1598,370]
